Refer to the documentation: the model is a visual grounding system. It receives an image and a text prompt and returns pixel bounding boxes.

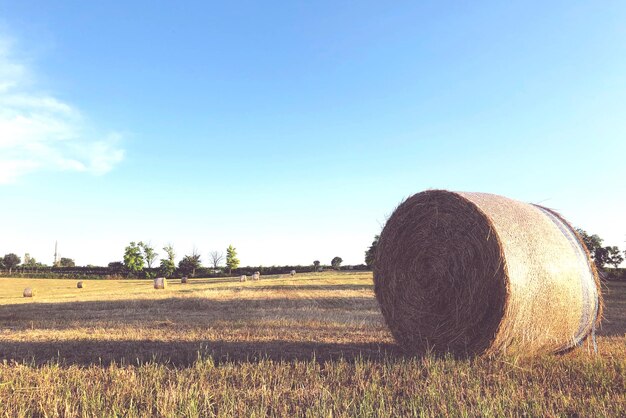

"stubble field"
[0,271,624,417]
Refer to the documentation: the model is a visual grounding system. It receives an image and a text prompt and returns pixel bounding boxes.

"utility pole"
[54,241,59,267]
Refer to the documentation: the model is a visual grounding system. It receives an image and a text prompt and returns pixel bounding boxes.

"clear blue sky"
[1,1,625,267]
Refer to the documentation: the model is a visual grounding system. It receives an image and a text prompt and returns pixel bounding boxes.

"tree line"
[0,243,350,278]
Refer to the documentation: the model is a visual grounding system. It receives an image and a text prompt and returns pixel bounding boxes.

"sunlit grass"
[0,272,624,416]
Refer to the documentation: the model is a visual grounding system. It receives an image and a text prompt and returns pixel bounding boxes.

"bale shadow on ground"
[0,339,405,366]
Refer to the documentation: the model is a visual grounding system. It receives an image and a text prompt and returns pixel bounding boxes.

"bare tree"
[209,250,224,268]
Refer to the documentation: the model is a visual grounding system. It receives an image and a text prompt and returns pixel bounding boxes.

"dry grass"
[0,272,624,417]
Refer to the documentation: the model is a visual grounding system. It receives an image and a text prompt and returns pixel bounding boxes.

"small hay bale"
[374,190,602,357]
[240,275,247,282]
[181,276,188,284]
[252,271,260,280]
[77,281,84,289]
[154,277,167,289]
[23,288,35,298]
[290,270,296,276]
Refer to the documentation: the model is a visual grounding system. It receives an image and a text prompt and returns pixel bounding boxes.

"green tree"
[108,261,126,275]
[59,257,75,267]
[331,256,343,270]
[160,245,176,278]
[365,235,380,268]
[179,249,202,277]
[24,255,39,267]
[594,246,609,269]
[313,260,321,272]
[576,228,608,268]
[606,246,624,270]
[2,253,21,274]
[140,242,158,269]
[140,241,158,278]
[226,245,239,274]
[123,242,145,276]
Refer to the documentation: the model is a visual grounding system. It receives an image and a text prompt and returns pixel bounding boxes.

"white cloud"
[0,36,124,184]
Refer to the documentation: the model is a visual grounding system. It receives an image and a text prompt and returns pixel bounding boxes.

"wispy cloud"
[0,36,124,184]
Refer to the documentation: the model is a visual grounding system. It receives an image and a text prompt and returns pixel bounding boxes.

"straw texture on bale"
[374,190,602,357]
[23,288,35,298]
[154,277,167,289]
[77,281,84,289]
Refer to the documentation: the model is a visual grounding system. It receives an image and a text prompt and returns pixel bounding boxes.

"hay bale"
[181,276,188,284]
[240,275,247,282]
[77,281,84,289]
[252,271,260,280]
[290,270,296,276]
[23,288,35,298]
[154,277,167,289]
[374,190,602,357]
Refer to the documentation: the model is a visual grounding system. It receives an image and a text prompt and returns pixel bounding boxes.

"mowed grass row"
[0,272,625,417]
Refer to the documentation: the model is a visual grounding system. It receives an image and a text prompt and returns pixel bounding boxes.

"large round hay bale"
[374,190,602,357]
[240,275,247,282]
[253,271,260,280]
[77,281,84,289]
[290,270,296,276]
[154,277,167,289]
[23,288,35,298]
[181,276,188,284]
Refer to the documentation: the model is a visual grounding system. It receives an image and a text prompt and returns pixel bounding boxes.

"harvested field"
[0,272,624,416]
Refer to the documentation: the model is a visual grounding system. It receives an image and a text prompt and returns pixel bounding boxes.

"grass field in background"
[0,272,624,417]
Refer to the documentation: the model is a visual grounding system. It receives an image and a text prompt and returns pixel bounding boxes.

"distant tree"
[606,246,624,270]
[140,242,158,269]
[59,257,75,267]
[594,246,609,269]
[179,248,202,277]
[160,244,176,278]
[23,255,38,267]
[313,260,321,272]
[365,235,380,268]
[209,250,224,269]
[2,253,21,274]
[123,241,145,276]
[576,229,605,266]
[331,256,343,270]
[226,245,239,274]
[108,261,126,274]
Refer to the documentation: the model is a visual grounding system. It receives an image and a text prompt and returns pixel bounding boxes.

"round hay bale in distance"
[77,281,84,289]
[374,190,602,357]
[290,270,296,276]
[252,271,260,280]
[240,275,247,282]
[181,276,188,284]
[23,288,35,298]
[154,277,167,289]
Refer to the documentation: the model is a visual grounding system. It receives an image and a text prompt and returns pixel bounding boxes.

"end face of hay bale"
[23,287,35,298]
[154,277,167,289]
[374,190,601,357]
[181,276,188,284]
[77,281,84,289]
[374,190,506,356]
[290,270,296,276]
